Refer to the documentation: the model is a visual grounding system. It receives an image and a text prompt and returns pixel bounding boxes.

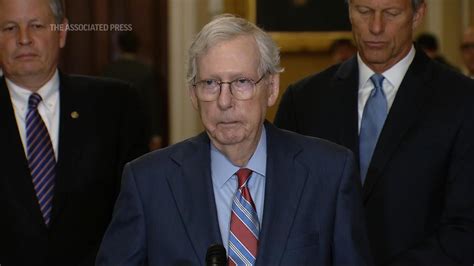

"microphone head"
[206,243,227,266]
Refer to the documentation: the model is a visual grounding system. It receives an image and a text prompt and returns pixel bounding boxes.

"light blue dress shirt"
[211,127,267,254]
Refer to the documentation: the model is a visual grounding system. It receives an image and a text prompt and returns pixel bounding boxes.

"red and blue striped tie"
[228,168,259,265]
[26,93,56,226]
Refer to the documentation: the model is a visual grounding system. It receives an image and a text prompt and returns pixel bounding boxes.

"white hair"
[186,14,283,84]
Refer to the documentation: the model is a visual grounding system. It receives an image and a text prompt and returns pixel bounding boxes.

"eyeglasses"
[192,74,266,101]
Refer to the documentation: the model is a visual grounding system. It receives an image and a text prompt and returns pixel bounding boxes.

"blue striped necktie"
[359,74,387,184]
[228,168,259,266]
[26,93,56,226]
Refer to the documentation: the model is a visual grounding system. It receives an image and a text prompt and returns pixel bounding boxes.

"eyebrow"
[0,20,16,26]
[353,4,403,10]
[29,18,44,23]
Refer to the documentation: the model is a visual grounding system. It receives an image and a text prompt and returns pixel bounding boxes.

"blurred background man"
[329,38,357,64]
[461,26,474,78]
[416,32,459,71]
[103,31,165,150]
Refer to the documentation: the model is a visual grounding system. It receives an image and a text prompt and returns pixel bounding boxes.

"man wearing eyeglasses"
[96,14,372,266]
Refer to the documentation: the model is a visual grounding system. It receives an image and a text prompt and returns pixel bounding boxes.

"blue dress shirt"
[211,127,267,254]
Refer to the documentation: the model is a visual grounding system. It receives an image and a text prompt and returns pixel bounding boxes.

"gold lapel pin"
[71,111,79,119]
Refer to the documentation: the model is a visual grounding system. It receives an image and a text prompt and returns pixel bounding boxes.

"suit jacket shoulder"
[60,73,140,101]
[261,123,371,265]
[269,124,354,171]
[126,132,208,171]
[274,57,359,144]
[287,62,344,96]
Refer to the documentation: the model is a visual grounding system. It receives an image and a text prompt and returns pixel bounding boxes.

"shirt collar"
[211,126,267,188]
[6,70,60,113]
[358,45,416,89]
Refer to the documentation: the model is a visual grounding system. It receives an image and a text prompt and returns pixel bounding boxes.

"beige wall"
[471,0,474,24]
[168,0,202,144]
[421,0,471,68]
[442,0,463,67]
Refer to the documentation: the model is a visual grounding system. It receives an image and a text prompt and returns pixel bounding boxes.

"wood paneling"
[59,0,169,144]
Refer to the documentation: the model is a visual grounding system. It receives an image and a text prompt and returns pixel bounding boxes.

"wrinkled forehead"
[349,0,413,9]
[199,34,258,59]
[197,35,260,72]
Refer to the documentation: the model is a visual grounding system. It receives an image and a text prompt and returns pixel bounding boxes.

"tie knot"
[370,74,385,89]
[236,168,252,188]
[28,93,43,109]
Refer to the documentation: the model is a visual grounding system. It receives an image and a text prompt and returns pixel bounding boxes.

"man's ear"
[266,73,280,107]
[58,18,68,48]
[412,2,426,30]
[189,85,199,110]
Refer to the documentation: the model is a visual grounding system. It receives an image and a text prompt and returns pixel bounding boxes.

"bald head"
[461,27,474,77]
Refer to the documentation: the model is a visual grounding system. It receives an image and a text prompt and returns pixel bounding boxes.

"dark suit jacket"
[96,123,372,265]
[274,50,474,265]
[0,73,148,266]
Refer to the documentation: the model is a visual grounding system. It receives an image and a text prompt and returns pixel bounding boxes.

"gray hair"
[345,0,425,11]
[49,0,66,24]
[411,0,426,10]
[186,14,283,84]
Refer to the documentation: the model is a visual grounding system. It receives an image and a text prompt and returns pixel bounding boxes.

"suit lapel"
[362,51,435,201]
[167,133,222,263]
[0,78,46,225]
[256,123,309,265]
[50,73,85,224]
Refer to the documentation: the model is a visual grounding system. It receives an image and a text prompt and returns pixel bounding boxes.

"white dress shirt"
[357,46,416,132]
[7,70,60,160]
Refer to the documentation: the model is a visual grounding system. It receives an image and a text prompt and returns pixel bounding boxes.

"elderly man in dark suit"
[275,0,474,265]
[96,14,372,266]
[0,0,148,265]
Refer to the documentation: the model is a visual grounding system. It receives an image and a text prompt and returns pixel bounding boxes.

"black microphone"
[206,243,227,266]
